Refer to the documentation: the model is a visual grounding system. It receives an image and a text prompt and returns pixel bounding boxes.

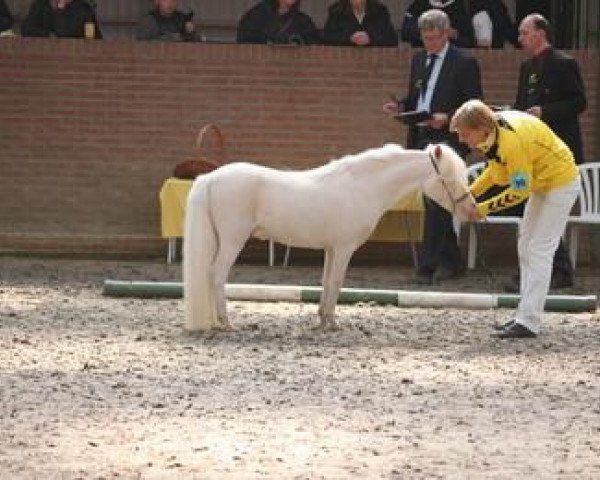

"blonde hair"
[450,99,497,133]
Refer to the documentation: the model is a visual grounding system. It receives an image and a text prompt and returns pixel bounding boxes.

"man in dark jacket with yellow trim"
[501,13,586,291]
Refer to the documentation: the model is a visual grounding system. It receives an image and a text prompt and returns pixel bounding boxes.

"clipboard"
[393,110,433,125]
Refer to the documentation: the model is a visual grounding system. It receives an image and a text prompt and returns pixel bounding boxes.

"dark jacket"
[401,0,474,48]
[0,0,13,33]
[469,0,517,48]
[136,8,198,42]
[21,0,102,38]
[402,44,482,149]
[515,47,587,164]
[237,0,320,45]
[323,0,398,47]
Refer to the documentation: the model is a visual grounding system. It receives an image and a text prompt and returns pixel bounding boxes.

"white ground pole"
[102,280,597,313]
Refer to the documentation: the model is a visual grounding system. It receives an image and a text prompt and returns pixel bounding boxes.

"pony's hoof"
[313,322,340,332]
[215,322,235,332]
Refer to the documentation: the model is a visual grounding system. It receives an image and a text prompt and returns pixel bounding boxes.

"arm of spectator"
[51,2,100,38]
[450,6,475,47]
[400,10,421,46]
[182,21,202,42]
[298,15,321,45]
[21,2,51,37]
[180,11,202,42]
[236,9,267,44]
[496,1,518,47]
[367,7,398,47]
[0,0,13,32]
[323,13,351,46]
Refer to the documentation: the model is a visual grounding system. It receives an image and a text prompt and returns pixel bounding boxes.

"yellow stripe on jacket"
[470,110,579,217]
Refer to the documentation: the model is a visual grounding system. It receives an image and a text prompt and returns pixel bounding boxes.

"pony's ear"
[434,144,442,160]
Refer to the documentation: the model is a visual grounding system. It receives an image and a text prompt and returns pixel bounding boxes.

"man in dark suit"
[383,8,482,285]
[502,13,586,291]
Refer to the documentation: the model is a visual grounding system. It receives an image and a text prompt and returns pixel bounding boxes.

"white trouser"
[515,177,581,333]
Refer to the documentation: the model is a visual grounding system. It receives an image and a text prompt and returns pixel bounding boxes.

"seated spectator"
[401,0,473,48]
[470,0,517,48]
[323,0,398,47]
[0,0,14,34]
[237,0,320,45]
[137,0,202,42]
[21,0,102,38]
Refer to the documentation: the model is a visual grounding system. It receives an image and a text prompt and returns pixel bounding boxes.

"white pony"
[183,143,475,332]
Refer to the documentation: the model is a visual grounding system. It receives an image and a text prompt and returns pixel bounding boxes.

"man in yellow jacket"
[451,99,580,339]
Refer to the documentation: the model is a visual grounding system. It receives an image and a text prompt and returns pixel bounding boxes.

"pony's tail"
[183,179,219,331]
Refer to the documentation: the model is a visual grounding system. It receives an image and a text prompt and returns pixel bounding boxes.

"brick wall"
[0,39,598,264]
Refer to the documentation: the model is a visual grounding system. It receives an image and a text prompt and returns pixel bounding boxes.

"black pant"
[479,188,573,278]
[417,197,462,276]
[411,126,464,276]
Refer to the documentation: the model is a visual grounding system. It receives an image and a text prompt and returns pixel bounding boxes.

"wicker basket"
[173,124,228,179]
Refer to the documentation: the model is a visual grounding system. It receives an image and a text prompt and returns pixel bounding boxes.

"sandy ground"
[1,256,599,479]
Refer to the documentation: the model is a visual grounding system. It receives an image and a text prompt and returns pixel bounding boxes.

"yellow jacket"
[470,110,579,217]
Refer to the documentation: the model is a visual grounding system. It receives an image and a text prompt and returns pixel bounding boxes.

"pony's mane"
[314,143,466,181]
[318,144,409,175]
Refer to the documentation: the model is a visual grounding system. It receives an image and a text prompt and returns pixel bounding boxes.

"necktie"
[420,53,438,101]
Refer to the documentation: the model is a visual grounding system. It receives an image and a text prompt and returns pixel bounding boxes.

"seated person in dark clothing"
[470,0,518,48]
[137,0,201,42]
[323,0,398,47]
[0,0,14,34]
[21,0,102,38]
[237,0,320,45]
[401,0,474,48]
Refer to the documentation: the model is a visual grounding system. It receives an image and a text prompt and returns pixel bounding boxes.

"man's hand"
[382,101,399,115]
[466,203,483,222]
[185,21,195,34]
[350,31,370,46]
[526,106,542,118]
[424,112,448,129]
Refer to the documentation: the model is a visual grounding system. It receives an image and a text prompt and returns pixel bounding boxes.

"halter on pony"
[428,144,472,213]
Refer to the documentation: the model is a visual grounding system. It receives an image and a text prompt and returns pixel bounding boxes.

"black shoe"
[502,274,520,294]
[414,272,433,286]
[492,319,515,331]
[491,322,537,339]
[435,267,465,282]
[550,273,573,289]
